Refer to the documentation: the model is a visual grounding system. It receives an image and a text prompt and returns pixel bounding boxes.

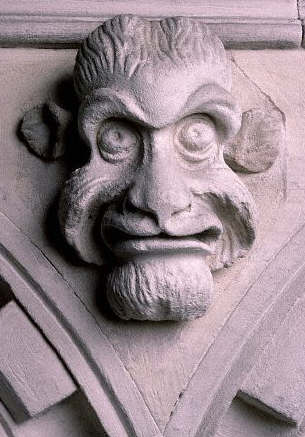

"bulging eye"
[175,115,217,164]
[97,119,140,163]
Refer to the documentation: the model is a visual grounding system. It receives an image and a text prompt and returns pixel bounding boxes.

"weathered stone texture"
[0,43,305,436]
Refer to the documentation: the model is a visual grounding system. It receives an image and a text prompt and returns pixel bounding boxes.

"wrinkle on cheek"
[58,162,136,265]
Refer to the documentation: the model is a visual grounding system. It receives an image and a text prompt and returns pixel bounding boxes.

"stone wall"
[0,18,305,437]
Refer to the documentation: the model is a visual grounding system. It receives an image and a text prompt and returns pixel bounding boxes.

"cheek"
[84,154,138,190]
[186,160,230,194]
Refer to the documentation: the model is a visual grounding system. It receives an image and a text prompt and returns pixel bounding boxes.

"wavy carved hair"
[74,15,231,98]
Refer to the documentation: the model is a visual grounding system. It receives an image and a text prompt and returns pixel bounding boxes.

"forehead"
[84,66,228,129]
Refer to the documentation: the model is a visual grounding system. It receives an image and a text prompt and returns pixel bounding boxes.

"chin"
[105,252,213,321]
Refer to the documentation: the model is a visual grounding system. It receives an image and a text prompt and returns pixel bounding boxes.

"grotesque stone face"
[58,15,257,321]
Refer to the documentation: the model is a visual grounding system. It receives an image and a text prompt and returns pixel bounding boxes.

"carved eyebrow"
[180,84,241,142]
[80,93,152,127]
[81,86,197,129]
[80,84,238,134]
[181,83,227,114]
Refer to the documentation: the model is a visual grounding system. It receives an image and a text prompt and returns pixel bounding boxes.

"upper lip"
[102,225,221,259]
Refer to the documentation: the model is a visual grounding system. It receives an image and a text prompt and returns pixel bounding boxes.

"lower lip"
[107,236,213,259]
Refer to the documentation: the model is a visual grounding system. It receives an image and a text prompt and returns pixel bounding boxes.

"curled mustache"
[58,165,129,265]
[58,166,256,270]
[192,168,257,271]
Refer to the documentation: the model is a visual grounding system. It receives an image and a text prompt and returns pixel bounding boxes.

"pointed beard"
[105,253,213,321]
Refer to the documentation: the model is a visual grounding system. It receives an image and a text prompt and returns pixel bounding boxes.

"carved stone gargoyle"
[20,15,284,321]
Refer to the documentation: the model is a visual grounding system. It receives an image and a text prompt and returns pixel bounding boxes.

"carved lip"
[102,226,219,259]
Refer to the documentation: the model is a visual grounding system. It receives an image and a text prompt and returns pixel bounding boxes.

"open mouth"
[102,225,221,259]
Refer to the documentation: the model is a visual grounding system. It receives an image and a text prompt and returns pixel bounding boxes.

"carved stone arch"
[0,213,161,437]
[165,223,305,437]
[1,5,305,436]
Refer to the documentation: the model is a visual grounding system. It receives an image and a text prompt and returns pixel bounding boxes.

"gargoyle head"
[58,15,257,321]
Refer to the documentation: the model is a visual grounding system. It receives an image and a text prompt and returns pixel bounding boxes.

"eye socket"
[97,119,140,163]
[175,115,218,164]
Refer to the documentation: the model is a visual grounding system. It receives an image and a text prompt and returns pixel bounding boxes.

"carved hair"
[74,15,231,97]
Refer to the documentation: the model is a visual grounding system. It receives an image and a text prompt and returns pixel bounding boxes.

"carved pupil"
[176,116,217,162]
[97,120,139,161]
[181,124,213,150]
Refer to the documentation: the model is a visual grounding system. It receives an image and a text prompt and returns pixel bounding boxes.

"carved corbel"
[19,15,285,322]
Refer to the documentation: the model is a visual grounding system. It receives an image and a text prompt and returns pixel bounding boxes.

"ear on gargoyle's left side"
[224,107,285,174]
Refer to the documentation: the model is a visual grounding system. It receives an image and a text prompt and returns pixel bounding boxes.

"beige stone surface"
[239,295,305,426]
[0,47,305,435]
[0,0,301,49]
[0,301,76,421]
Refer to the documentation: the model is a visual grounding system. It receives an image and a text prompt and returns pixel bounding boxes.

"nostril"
[123,196,159,224]
[171,203,192,216]
[124,196,141,215]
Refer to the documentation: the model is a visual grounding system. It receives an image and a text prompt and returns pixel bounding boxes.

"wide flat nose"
[125,144,191,230]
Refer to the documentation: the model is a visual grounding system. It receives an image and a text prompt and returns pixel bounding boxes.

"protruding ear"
[19,101,73,161]
[224,107,285,173]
